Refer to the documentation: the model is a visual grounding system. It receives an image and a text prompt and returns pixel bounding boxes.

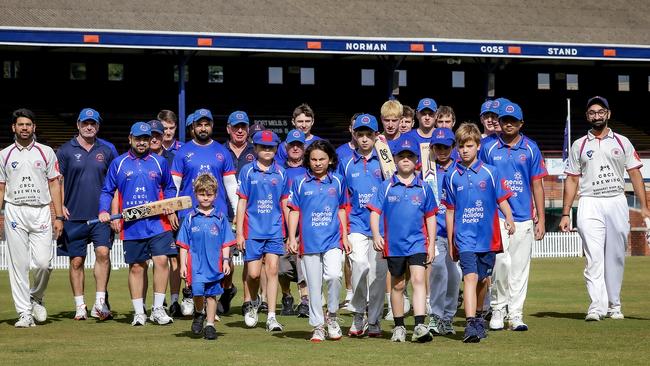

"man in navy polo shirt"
[57,108,118,321]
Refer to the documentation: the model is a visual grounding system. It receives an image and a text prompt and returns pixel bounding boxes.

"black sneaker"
[280,294,295,316]
[191,312,206,335]
[169,301,182,318]
[241,301,252,317]
[204,325,217,340]
[296,302,309,318]
[258,301,268,313]
[217,285,237,315]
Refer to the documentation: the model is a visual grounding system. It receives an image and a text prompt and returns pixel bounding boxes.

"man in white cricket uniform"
[560,96,649,321]
[0,108,64,327]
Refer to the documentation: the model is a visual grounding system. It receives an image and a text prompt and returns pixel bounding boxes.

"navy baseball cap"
[430,128,455,147]
[499,102,523,121]
[416,98,438,112]
[587,96,609,109]
[286,129,305,144]
[185,113,195,127]
[193,108,213,122]
[249,123,265,135]
[78,108,101,123]
[352,113,378,132]
[480,100,498,116]
[148,119,164,134]
[253,130,280,146]
[130,122,152,137]
[393,134,419,156]
[228,111,250,125]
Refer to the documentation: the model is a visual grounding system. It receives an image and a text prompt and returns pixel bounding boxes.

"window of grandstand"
[300,67,315,85]
[3,60,19,79]
[566,73,579,90]
[397,69,407,87]
[452,71,465,88]
[108,63,124,81]
[361,69,375,86]
[268,67,283,84]
[618,75,630,92]
[70,63,87,80]
[173,65,190,82]
[208,65,224,83]
[537,73,551,90]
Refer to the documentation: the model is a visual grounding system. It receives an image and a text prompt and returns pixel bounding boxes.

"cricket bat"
[86,196,193,225]
[375,137,396,179]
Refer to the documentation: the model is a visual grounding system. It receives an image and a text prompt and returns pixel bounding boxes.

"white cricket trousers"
[4,202,53,315]
[429,237,461,321]
[301,248,343,327]
[577,195,629,316]
[491,219,534,318]
[347,233,388,324]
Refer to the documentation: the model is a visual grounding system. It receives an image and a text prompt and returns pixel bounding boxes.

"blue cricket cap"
[148,120,164,134]
[416,98,438,112]
[193,108,213,122]
[252,130,280,146]
[78,108,101,124]
[430,128,455,147]
[587,96,609,109]
[352,113,378,132]
[185,113,195,127]
[228,111,250,125]
[498,102,523,121]
[286,129,306,144]
[130,122,152,137]
[393,134,419,156]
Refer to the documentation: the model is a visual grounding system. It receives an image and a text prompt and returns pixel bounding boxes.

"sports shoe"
[390,325,407,342]
[608,311,624,320]
[476,318,488,339]
[217,285,237,315]
[296,302,309,318]
[266,316,283,332]
[181,287,194,316]
[150,306,173,325]
[280,294,296,316]
[191,311,206,334]
[258,301,268,313]
[74,304,88,320]
[368,323,382,338]
[15,313,35,328]
[412,323,433,343]
[131,313,147,326]
[482,307,493,322]
[585,312,602,321]
[204,324,217,340]
[31,298,47,322]
[327,317,342,340]
[440,319,456,335]
[311,325,326,343]
[463,320,480,343]
[244,301,259,328]
[169,301,182,318]
[489,308,506,330]
[92,299,113,320]
[384,308,394,321]
[348,313,368,337]
[428,314,443,335]
[509,314,528,331]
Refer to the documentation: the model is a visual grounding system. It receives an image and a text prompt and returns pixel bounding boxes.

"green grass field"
[1,257,649,365]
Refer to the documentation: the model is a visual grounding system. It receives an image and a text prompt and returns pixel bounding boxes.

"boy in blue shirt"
[367,134,437,343]
[177,174,234,340]
[442,122,515,343]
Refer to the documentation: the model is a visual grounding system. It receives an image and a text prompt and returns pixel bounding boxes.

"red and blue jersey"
[422,161,457,238]
[237,160,288,239]
[336,142,356,162]
[171,140,236,218]
[57,138,117,220]
[367,175,436,257]
[99,150,176,240]
[164,139,183,153]
[176,207,235,284]
[287,171,347,255]
[339,150,385,236]
[275,135,322,166]
[442,160,512,254]
[479,134,547,222]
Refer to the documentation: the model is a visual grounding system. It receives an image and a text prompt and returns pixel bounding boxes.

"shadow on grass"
[223,320,265,330]
[271,330,312,340]
[173,330,222,339]
[531,311,650,321]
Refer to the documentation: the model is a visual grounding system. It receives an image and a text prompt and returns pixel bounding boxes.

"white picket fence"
[0,232,582,270]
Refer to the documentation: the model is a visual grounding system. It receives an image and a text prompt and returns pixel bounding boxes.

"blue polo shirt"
[422,160,456,238]
[99,150,176,240]
[97,138,119,157]
[367,175,436,257]
[479,134,547,222]
[442,160,512,254]
[223,141,256,175]
[339,150,384,236]
[276,135,322,166]
[336,142,355,162]
[164,139,183,153]
[57,137,117,221]
[176,207,235,284]
[171,140,236,219]
[237,160,288,239]
[287,171,347,255]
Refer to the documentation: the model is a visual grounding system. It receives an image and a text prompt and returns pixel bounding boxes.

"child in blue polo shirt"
[442,122,515,343]
[236,130,287,333]
[367,134,437,343]
[177,174,234,340]
[287,140,351,343]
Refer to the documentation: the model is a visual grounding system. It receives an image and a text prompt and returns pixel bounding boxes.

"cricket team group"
[1,94,648,343]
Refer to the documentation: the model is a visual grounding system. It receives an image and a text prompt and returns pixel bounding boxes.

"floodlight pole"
[178,51,187,143]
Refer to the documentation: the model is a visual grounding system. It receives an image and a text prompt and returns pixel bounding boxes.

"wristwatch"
[223,257,231,263]
[55,216,65,221]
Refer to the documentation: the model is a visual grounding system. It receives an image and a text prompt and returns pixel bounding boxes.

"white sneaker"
[609,311,624,320]
[391,325,407,342]
[311,325,326,342]
[585,312,602,321]
[412,323,433,343]
[149,306,173,325]
[348,312,368,337]
[131,313,147,326]
[31,298,47,322]
[509,314,528,331]
[181,297,194,316]
[244,302,259,328]
[92,300,112,320]
[74,305,88,320]
[15,313,35,328]
[385,308,394,321]
[489,308,506,330]
[266,317,283,332]
[403,294,411,314]
[327,316,342,340]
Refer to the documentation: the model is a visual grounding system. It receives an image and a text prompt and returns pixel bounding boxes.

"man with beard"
[560,96,649,321]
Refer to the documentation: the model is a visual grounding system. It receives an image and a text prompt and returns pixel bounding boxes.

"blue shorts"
[57,221,113,257]
[192,281,224,297]
[123,231,177,264]
[244,237,285,262]
[458,251,496,281]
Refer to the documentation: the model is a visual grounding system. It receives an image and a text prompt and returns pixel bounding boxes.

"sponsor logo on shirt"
[327,187,337,197]
[10,161,18,169]
[149,171,158,180]
[34,161,43,169]
[351,172,360,178]
[74,153,82,161]
[519,154,527,162]
[216,153,224,162]
[410,195,422,206]
[504,172,524,197]
[311,205,334,227]
[586,150,594,159]
[191,226,200,233]
[462,200,484,224]
[493,156,502,161]
[387,195,400,203]
[95,153,105,162]
[246,154,254,162]
[373,169,381,178]
[611,147,623,159]
[270,178,279,186]
[210,224,219,235]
